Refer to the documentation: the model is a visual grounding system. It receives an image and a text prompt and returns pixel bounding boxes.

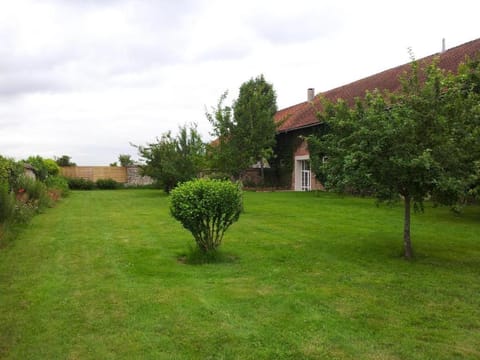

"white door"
[295,157,311,191]
[300,160,311,191]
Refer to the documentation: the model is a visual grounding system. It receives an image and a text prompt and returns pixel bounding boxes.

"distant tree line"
[55,155,76,167]
[110,154,135,167]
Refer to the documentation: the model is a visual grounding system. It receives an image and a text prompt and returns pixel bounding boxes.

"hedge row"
[67,177,121,190]
[0,155,70,245]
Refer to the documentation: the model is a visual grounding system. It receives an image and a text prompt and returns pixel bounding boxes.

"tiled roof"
[275,38,480,133]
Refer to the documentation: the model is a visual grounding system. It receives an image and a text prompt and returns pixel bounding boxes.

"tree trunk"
[403,195,414,260]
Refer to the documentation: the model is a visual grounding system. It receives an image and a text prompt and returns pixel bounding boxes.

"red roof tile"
[275,38,480,133]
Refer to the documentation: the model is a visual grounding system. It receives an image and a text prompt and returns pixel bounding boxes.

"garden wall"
[125,166,154,186]
[60,166,153,185]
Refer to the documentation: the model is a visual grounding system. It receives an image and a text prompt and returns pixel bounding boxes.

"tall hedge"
[170,179,243,253]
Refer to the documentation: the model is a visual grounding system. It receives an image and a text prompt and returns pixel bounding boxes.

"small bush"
[16,176,52,210]
[45,176,70,197]
[96,178,121,190]
[170,179,243,253]
[0,156,24,192]
[67,178,96,190]
[13,201,37,224]
[43,159,60,177]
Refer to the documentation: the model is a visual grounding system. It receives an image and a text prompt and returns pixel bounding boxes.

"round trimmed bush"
[170,179,243,253]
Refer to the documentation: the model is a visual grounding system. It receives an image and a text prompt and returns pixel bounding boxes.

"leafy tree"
[170,179,243,253]
[55,155,76,167]
[308,58,479,259]
[109,162,118,167]
[208,75,278,180]
[118,154,134,167]
[233,74,278,180]
[206,91,237,176]
[137,123,205,193]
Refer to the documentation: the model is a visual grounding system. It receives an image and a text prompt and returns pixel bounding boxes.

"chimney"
[307,88,315,101]
[441,38,446,53]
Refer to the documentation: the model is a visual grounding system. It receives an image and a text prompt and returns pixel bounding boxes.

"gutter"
[276,121,323,135]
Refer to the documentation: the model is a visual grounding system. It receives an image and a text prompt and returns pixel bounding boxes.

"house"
[271,38,480,191]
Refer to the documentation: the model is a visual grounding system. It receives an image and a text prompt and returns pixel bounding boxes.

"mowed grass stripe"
[1,190,479,359]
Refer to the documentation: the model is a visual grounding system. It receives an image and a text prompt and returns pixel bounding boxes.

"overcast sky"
[1,0,479,165]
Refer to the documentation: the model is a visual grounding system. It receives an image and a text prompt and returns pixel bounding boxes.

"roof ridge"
[442,37,480,53]
[315,38,480,100]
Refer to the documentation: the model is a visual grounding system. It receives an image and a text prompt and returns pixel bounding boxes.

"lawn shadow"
[426,204,480,224]
[325,228,480,274]
[176,246,239,265]
[412,248,480,274]
[127,189,168,199]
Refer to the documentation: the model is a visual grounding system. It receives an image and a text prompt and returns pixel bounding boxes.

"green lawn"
[1,190,479,359]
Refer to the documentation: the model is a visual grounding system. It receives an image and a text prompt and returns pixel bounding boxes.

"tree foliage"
[205,91,237,176]
[118,154,134,167]
[308,57,480,259]
[0,155,24,191]
[170,179,243,253]
[137,123,205,193]
[55,155,76,167]
[208,75,278,179]
[25,156,60,181]
[434,57,480,204]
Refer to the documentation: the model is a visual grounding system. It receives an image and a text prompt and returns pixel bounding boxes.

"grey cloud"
[251,6,343,44]
[0,49,75,96]
[0,118,18,129]
[0,50,75,97]
[194,41,253,63]
[0,74,66,97]
[0,1,206,98]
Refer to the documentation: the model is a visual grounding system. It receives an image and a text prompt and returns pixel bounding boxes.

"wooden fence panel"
[60,166,127,183]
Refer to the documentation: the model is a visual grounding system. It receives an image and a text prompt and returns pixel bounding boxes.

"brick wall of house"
[294,139,309,157]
